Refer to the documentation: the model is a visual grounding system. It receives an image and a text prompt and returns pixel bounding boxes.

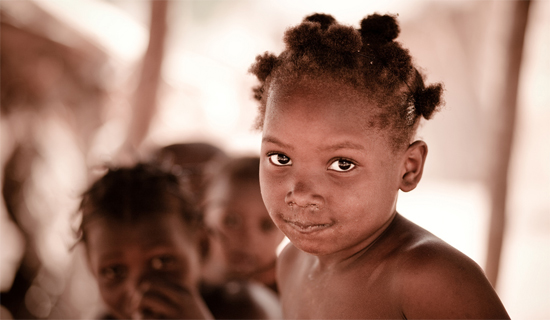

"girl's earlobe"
[399,140,428,192]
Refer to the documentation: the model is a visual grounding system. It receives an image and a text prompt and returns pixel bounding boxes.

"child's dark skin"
[261,78,509,320]
[85,213,212,319]
[252,12,511,318]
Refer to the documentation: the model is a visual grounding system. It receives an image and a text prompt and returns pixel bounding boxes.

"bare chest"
[280,262,403,319]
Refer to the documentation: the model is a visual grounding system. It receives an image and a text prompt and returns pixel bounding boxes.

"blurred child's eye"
[328,159,355,172]
[268,153,292,166]
[100,265,127,281]
[151,255,176,271]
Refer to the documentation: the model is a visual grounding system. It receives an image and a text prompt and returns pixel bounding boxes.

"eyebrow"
[320,141,365,152]
[262,136,294,150]
[263,136,364,152]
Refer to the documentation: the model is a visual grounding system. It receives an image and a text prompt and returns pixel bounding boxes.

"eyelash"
[328,158,356,172]
[267,153,292,166]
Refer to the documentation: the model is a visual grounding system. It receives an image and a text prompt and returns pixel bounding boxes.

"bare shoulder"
[393,215,510,319]
[276,242,304,284]
[278,241,302,266]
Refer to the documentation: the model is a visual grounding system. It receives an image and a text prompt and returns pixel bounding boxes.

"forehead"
[266,80,377,125]
[267,81,383,133]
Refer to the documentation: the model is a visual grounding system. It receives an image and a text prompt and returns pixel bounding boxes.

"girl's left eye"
[328,159,355,172]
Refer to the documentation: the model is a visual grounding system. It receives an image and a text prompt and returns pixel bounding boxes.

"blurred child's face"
[260,83,404,256]
[205,178,285,284]
[85,213,201,319]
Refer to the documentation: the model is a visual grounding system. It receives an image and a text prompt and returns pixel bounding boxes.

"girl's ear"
[399,140,428,192]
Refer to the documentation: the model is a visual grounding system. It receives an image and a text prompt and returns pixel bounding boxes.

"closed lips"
[285,219,333,231]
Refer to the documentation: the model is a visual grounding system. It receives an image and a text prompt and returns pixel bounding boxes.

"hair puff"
[250,52,278,82]
[324,24,362,53]
[284,21,324,52]
[285,14,361,54]
[360,13,400,45]
[304,13,336,30]
[414,84,444,120]
[249,12,444,150]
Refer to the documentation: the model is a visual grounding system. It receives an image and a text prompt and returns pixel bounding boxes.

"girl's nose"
[284,178,324,210]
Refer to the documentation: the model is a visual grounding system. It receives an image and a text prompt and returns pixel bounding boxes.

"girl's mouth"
[284,219,333,233]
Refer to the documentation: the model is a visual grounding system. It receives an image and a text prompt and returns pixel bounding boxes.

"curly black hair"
[249,13,444,149]
[77,163,201,242]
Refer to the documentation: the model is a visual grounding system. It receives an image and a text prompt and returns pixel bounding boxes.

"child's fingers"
[135,279,196,319]
[138,290,181,319]
[142,275,193,300]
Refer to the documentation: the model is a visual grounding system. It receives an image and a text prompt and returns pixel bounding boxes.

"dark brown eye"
[268,153,292,166]
[328,159,355,172]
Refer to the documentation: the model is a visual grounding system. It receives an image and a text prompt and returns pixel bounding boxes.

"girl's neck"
[312,211,399,272]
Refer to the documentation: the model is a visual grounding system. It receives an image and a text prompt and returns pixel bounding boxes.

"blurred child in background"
[78,163,213,319]
[150,144,282,319]
[202,156,284,292]
[201,156,283,318]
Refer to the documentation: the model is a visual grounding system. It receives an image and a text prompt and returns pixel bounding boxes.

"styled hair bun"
[285,14,361,54]
[304,13,336,30]
[284,21,324,51]
[249,52,278,82]
[324,24,362,53]
[360,13,400,45]
[414,84,444,120]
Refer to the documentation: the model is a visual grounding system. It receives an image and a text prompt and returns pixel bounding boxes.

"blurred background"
[1,0,548,319]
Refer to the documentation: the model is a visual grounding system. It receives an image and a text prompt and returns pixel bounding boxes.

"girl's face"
[204,178,285,284]
[260,84,404,257]
[85,213,201,319]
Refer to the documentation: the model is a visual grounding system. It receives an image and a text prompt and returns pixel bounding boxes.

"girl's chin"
[286,237,334,256]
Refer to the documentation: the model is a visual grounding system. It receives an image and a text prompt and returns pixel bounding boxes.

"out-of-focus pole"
[118,0,168,163]
[485,0,530,288]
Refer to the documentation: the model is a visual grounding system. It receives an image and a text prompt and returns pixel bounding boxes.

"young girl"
[78,163,213,319]
[202,156,285,293]
[249,13,510,319]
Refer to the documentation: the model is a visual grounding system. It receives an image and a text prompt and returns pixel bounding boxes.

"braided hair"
[249,13,443,150]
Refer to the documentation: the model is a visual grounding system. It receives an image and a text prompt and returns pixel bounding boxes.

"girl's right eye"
[268,153,292,166]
